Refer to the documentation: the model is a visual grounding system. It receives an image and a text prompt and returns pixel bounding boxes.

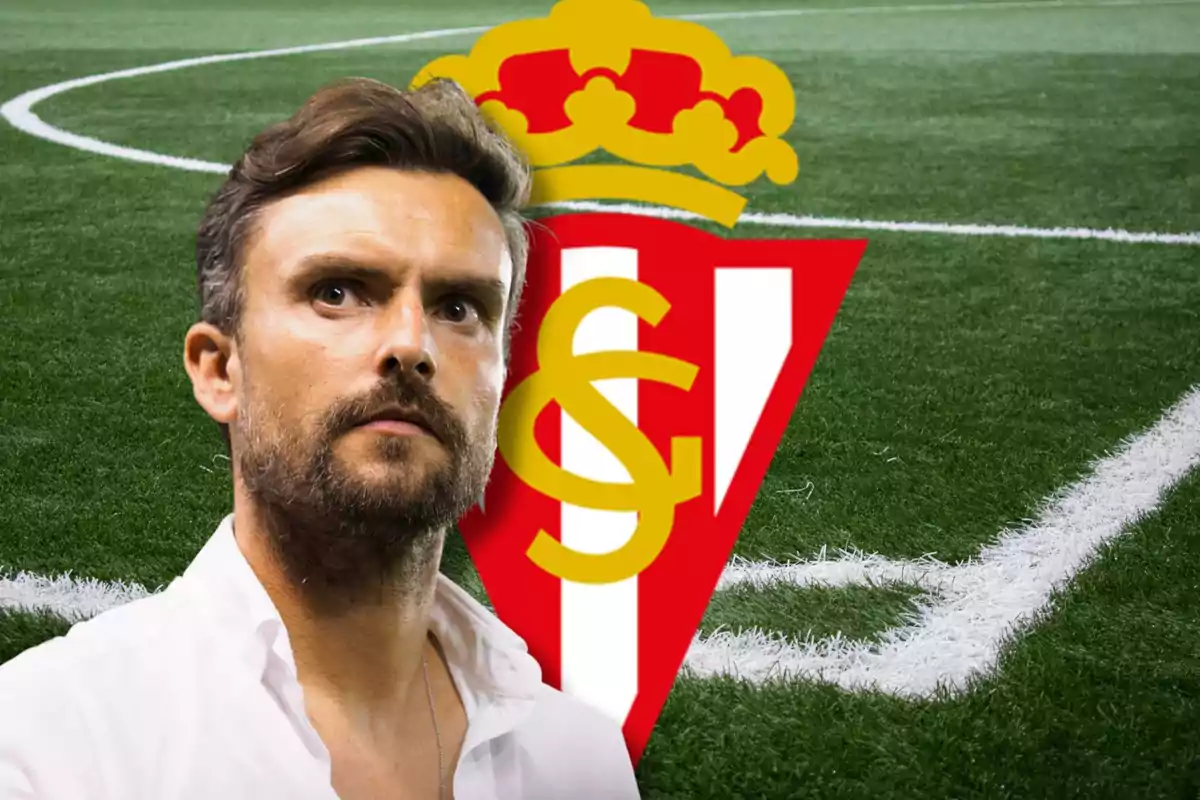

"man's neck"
[231,492,446,739]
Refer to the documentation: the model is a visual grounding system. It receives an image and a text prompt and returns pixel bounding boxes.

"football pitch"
[2,0,1199,796]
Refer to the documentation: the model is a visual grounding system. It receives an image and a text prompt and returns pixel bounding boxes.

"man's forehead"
[244,168,510,285]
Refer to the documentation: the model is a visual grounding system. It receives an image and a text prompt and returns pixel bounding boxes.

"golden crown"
[410,0,799,226]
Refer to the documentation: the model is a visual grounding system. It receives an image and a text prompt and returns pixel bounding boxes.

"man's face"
[229,166,512,546]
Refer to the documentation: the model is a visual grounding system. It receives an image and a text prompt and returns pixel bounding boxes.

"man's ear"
[184,322,239,427]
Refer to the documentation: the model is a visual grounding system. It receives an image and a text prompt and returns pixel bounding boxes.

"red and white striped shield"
[458,211,865,763]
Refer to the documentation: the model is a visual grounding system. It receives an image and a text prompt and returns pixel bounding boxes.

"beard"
[234,367,496,616]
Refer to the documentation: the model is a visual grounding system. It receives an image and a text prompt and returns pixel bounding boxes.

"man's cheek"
[476,354,505,408]
[470,376,501,419]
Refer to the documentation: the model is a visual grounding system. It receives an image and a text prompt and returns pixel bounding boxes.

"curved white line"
[546,201,1200,245]
[0,27,489,175]
[2,5,1198,246]
[682,0,1200,20]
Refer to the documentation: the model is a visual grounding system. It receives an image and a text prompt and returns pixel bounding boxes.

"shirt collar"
[179,513,543,705]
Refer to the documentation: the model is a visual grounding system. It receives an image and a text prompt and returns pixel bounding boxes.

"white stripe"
[686,382,1200,696]
[0,27,489,175]
[0,569,152,622]
[558,248,640,724]
[717,549,950,591]
[2,16,1197,247]
[681,0,1200,21]
[551,201,1200,246]
[713,268,793,513]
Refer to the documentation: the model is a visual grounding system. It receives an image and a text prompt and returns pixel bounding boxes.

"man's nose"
[377,290,437,381]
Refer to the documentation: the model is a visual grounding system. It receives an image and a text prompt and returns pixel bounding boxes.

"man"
[0,76,641,800]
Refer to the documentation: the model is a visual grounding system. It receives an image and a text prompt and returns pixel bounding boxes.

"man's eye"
[439,296,481,324]
[313,281,360,307]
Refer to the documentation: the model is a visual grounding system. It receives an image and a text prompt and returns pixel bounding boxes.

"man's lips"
[358,418,430,437]
[354,406,439,440]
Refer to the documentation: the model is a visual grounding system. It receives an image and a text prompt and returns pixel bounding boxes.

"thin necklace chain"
[422,638,446,800]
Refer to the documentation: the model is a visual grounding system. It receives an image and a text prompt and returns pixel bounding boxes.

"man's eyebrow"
[287,254,393,284]
[423,275,508,304]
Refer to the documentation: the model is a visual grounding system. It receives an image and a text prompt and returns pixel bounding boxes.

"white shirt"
[0,513,641,800]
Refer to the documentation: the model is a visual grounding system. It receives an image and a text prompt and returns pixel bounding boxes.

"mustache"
[325,372,466,448]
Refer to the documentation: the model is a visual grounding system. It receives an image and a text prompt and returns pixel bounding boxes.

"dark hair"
[194,76,533,456]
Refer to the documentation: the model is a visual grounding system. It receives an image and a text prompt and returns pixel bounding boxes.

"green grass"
[1,0,1198,797]
[0,608,73,665]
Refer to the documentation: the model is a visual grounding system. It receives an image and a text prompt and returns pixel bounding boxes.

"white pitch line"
[2,13,1198,246]
[550,201,1200,246]
[686,382,1200,696]
[717,548,952,591]
[0,547,943,621]
[0,569,152,623]
[682,0,1200,21]
[0,27,489,174]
